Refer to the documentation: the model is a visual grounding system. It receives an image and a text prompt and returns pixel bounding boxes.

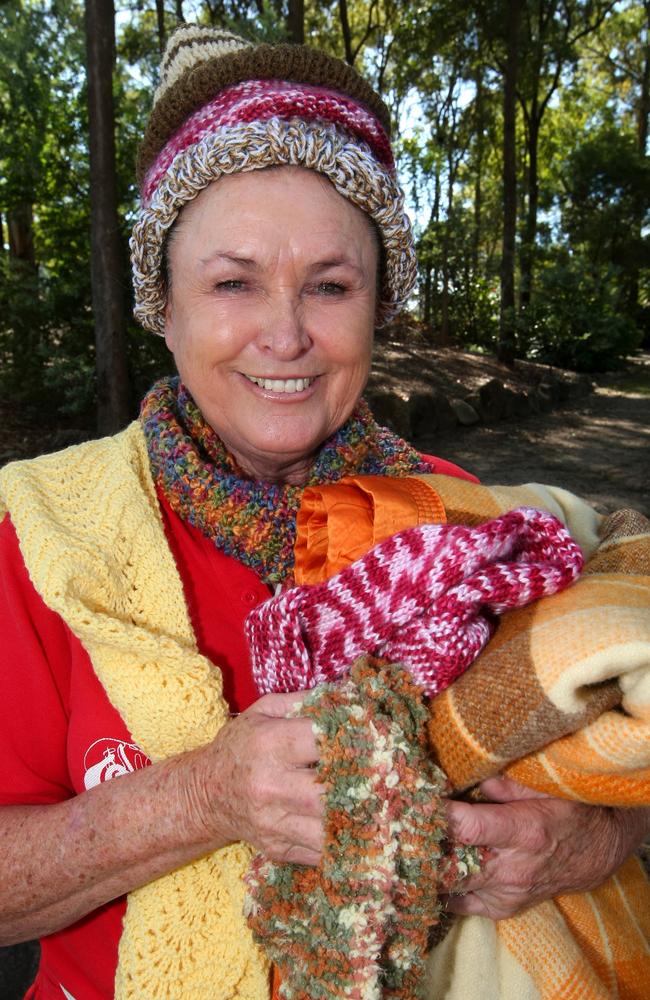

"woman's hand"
[0,691,323,945]
[191,692,324,866]
[442,776,650,920]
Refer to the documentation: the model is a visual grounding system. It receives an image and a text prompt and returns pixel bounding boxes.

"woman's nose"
[258,292,311,358]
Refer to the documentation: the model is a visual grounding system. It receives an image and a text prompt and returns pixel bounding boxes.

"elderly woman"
[0,25,648,1000]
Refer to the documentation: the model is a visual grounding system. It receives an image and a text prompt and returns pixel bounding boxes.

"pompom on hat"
[130,25,417,334]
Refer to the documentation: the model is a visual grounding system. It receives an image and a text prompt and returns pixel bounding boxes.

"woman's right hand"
[0,691,323,945]
[191,692,325,866]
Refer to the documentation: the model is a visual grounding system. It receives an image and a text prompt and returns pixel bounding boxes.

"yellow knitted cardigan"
[0,423,270,1000]
[1,422,649,1000]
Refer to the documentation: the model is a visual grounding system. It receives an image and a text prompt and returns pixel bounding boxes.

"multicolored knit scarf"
[140,376,431,586]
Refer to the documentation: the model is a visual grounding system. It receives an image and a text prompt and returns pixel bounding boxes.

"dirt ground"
[2,350,648,520]
[412,352,650,517]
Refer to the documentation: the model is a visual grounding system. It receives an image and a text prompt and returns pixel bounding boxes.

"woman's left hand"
[442,776,650,920]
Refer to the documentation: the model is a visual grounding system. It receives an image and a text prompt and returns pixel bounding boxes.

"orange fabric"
[294,475,446,585]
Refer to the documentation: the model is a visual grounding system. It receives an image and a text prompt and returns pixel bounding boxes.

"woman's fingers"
[444,797,548,850]
[478,775,550,802]
[249,689,309,719]
[441,791,650,920]
[264,814,325,866]
[194,691,325,862]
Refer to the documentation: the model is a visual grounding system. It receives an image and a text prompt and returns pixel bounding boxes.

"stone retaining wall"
[366,371,593,441]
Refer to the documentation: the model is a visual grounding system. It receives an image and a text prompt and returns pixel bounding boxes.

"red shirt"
[0,455,475,999]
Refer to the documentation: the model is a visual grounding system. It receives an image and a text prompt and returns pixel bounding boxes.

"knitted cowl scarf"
[140,376,432,586]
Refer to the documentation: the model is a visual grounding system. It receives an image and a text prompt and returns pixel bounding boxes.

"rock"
[538,380,561,405]
[555,378,573,403]
[478,378,508,422]
[410,389,458,436]
[574,373,593,397]
[430,390,458,432]
[464,392,483,416]
[450,398,480,426]
[533,385,553,411]
[525,389,541,414]
[366,390,411,439]
[512,390,532,417]
[500,387,520,418]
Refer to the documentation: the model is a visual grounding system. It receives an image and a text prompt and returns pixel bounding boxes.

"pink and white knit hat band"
[142,78,394,206]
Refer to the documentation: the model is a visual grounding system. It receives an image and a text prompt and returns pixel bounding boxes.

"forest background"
[1,0,649,435]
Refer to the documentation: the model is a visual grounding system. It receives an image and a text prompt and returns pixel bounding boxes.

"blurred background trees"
[0,0,648,431]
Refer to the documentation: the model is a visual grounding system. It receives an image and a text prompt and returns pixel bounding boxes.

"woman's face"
[164,166,378,484]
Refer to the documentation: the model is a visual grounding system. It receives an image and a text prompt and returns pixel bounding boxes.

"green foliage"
[522,254,642,371]
[562,128,650,273]
[0,0,648,431]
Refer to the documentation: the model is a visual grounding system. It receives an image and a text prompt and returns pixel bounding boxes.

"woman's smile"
[241,373,318,396]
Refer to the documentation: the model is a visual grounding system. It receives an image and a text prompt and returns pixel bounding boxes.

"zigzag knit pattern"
[247,506,584,697]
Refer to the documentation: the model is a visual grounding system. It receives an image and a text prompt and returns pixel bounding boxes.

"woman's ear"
[163,296,177,352]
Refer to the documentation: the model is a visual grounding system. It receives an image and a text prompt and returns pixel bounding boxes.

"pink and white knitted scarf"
[246,506,584,697]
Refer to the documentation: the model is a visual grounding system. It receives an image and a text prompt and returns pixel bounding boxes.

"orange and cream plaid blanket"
[295,475,650,1000]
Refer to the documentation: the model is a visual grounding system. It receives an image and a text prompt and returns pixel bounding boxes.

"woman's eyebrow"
[199,251,257,268]
[199,251,364,273]
[309,257,364,273]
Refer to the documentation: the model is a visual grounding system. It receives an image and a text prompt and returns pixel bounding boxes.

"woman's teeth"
[246,376,314,393]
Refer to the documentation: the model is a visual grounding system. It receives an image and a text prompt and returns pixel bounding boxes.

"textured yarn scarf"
[140,376,432,586]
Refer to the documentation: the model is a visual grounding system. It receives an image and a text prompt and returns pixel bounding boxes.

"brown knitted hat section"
[137,43,392,184]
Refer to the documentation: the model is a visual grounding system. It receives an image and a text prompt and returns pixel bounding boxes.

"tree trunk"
[473,64,484,279]
[429,167,442,338]
[638,2,650,155]
[7,202,39,384]
[85,0,131,435]
[423,259,433,328]
[338,0,355,65]
[627,1,650,321]
[498,0,521,364]
[440,152,458,346]
[175,0,185,22]
[7,203,36,270]
[155,0,166,53]
[519,109,539,313]
[287,0,304,44]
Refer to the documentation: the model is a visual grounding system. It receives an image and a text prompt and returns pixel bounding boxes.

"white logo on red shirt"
[83,738,151,790]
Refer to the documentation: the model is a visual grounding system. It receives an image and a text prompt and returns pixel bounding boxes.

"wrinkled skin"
[443,776,650,919]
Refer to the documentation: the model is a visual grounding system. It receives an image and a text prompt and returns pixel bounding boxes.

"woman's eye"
[317,281,346,296]
[215,279,245,292]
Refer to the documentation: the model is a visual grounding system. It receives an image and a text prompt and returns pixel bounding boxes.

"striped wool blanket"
[255,475,650,1000]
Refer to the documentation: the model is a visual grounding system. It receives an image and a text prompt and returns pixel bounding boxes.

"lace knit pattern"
[141,377,432,586]
[0,423,270,999]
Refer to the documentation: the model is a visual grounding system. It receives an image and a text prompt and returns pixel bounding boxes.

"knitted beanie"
[130,24,417,334]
